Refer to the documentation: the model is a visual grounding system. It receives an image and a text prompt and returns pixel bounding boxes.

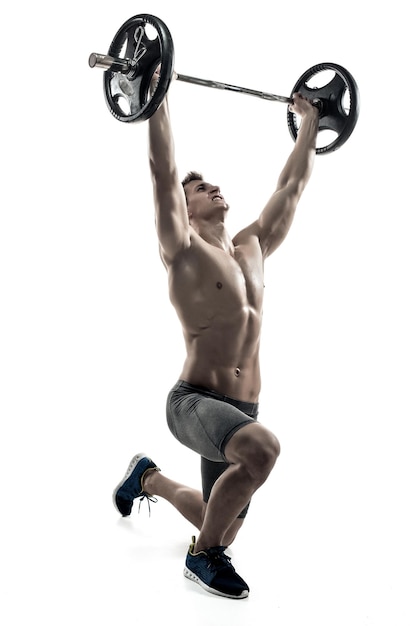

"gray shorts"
[166,380,259,518]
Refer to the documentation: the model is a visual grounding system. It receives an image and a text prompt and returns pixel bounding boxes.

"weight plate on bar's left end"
[104,14,174,123]
[287,63,360,154]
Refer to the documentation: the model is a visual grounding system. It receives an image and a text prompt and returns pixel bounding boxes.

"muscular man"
[113,76,319,598]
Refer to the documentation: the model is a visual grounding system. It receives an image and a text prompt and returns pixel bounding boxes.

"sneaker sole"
[112,452,149,513]
[183,566,249,599]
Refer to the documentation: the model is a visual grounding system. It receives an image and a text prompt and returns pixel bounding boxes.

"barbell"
[88,13,360,155]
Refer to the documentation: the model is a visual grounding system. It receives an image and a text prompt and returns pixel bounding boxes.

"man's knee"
[226,424,280,483]
[252,430,280,480]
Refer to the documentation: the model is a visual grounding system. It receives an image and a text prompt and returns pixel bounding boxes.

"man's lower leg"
[143,470,205,530]
[194,462,257,552]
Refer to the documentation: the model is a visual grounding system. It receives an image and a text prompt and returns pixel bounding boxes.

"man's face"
[184,180,229,218]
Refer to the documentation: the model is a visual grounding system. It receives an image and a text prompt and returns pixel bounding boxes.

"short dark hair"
[181,171,203,188]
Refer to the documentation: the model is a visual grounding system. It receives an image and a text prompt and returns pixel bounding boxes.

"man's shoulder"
[162,230,204,267]
[233,221,261,247]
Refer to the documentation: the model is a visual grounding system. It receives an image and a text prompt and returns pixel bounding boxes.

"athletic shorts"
[166,380,259,518]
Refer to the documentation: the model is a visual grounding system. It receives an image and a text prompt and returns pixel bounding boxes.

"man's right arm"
[148,90,190,264]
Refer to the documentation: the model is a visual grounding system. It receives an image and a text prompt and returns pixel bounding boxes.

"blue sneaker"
[113,453,160,516]
[184,536,249,599]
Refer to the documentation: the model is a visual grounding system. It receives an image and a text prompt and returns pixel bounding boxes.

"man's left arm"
[254,93,319,259]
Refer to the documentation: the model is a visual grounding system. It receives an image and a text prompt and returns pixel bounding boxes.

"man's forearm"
[277,112,318,191]
[148,97,177,179]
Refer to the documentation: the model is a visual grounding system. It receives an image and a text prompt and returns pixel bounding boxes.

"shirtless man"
[113,77,319,598]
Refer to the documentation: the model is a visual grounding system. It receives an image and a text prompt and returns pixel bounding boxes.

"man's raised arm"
[148,80,190,265]
[253,93,319,258]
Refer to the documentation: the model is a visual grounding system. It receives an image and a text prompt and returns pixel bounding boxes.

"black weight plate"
[104,14,174,123]
[287,63,360,154]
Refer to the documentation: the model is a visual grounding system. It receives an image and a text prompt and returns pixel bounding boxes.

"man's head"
[181,171,229,225]
[181,171,204,204]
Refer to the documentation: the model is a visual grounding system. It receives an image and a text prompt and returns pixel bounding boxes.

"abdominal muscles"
[179,300,263,402]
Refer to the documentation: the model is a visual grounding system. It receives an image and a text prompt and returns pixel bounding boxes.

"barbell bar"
[89,52,293,104]
[88,14,360,154]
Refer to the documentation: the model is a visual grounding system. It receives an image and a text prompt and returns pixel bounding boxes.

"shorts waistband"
[173,380,259,418]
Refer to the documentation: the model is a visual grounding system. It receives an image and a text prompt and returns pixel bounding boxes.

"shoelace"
[138,492,158,516]
[205,547,234,572]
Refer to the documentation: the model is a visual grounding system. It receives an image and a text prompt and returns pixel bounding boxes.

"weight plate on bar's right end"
[287,62,360,154]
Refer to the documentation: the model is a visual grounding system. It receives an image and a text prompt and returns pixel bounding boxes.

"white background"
[1,1,416,624]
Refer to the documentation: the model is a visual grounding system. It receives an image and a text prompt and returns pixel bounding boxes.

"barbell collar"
[89,53,132,74]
